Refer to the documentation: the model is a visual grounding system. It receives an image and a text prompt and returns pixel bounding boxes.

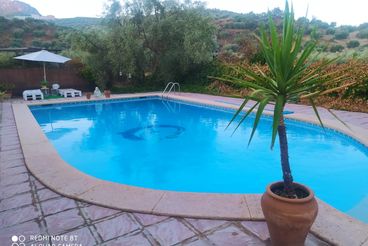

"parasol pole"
[43,62,47,81]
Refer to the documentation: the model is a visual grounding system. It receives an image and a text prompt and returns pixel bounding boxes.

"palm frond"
[210,1,352,148]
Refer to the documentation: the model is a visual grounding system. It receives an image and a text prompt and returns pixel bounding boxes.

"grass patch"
[44,95,64,99]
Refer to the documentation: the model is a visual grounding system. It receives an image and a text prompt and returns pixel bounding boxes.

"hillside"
[207,8,368,62]
[1,2,368,61]
[51,17,102,29]
[0,17,72,49]
[0,0,40,17]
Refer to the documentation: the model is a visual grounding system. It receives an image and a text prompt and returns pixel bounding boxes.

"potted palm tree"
[213,2,353,245]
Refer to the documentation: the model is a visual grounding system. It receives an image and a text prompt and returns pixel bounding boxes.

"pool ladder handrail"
[162,82,180,98]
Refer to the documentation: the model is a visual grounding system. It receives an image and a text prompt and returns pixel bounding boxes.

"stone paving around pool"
[0,100,333,246]
[182,93,368,131]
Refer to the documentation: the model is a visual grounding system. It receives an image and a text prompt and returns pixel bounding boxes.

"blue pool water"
[30,97,368,222]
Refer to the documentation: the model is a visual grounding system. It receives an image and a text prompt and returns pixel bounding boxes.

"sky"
[20,0,367,26]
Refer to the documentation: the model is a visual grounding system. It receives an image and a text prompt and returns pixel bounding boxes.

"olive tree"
[72,0,217,88]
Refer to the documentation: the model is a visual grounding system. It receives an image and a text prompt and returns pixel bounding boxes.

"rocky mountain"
[0,0,40,17]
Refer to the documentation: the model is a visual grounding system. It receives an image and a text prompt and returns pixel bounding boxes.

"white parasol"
[14,50,71,81]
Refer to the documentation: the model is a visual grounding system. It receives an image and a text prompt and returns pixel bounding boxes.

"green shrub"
[334,31,349,40]
[223,43,240,52]
[13,28,25,38]
[325,28,335,35]
[357,30,368,39]
[33,30,46,37]
[330,44,344,52]
[316,44,328,52]
[347,40,360,48]
[0,82,15,92]
[40,41,52,49]
[250,50,266,64]
[310,30,322,40]
[79,66,96,82]
[339,25,356,33]
[32,39,42,47]
[218,30,231,39]
[0,52,17,68]
[343,80,368,100]
[10,38,23,47]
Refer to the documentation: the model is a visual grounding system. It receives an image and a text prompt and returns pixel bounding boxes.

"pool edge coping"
[12,92,368,246]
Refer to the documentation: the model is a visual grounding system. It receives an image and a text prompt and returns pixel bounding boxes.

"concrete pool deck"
[3,92,368,245]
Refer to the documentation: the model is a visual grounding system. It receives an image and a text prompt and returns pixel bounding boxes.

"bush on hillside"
[223,43,239,52]
[218,30,231,39]
[339,25,356,33]
[12,28,25,38]
[347,40,360,48]
[357,30,368,39]
[33,30,46,37]
[31,39,42,47]
[10,38,23,47]
[325,28,335,35]
[330,45,344,52]
[316,44,328,52]
[334,31,349,40]
[310,29,322,40]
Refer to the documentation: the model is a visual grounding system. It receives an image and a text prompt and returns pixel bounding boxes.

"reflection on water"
[121,124,185,141]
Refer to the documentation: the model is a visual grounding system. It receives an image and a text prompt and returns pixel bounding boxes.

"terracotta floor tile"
[0,182,31,199]
[184,237,213,246]
[0,159,25,170]
[0,149,22,157]
[0,150,22,161]
[37,189,61,201]
[206,225,264,246]
[0,173,28,187]
[241,221,270,241]
[83,205,120,221]
[32,178,46,190]
[0,221,42,243]
[0,143,21,151]
[0,148,23,161]
[41,197,77,215]
[0,205,40,228]
[0,192,33,211]
[0,165,27,176]
[0,126,17,134]
[0,138,20,147]
[305,234,330,246]
[53,227,97,245]
[186,218,226,233]
[45,209,85,235]
[109,233,151,246]
[0,131,17,138]
[146,219,195,245]
[94,214,140,241]
[134,213,168,226]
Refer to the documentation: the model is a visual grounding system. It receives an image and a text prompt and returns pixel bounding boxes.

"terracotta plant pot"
[86,92,92,99]
[104,90,111,98]
[261,181,318,246]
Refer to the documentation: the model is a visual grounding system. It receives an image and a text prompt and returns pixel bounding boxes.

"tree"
[123,0,216,82]
[212,2,351,196]
[71,0,216,88]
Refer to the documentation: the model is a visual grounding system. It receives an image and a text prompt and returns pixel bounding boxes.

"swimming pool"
[30,97,368,222]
